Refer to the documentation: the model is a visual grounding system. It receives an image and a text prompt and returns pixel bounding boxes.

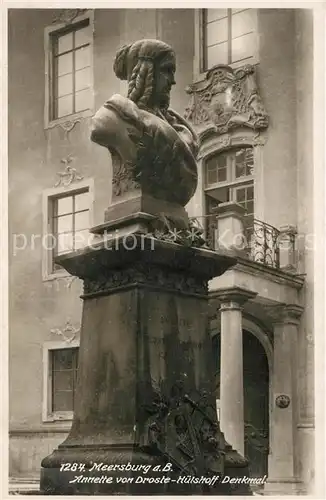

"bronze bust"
[91,39,199,207]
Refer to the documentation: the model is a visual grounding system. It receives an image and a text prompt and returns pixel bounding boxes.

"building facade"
[8,7,315,495]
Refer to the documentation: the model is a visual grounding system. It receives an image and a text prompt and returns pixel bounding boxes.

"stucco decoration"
[83,262,209,297]
[275,395,291,409]
[57,118,82,139]
[54,155,84,187]
[50,320,80,343]
[185,64,269,135]
[52,9,87,25]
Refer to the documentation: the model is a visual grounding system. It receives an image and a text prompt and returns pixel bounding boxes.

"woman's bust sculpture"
[91,39,199,208]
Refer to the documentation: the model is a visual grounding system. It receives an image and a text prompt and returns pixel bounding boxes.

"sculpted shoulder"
[90,94,140,151]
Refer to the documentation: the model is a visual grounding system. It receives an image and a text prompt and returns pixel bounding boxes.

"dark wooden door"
[243,331,269,479]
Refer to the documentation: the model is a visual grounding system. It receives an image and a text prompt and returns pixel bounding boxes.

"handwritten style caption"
[59,462,267,486]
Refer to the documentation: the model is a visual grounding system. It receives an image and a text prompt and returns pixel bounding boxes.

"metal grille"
[190,215,283,269]
[244,218,280,268]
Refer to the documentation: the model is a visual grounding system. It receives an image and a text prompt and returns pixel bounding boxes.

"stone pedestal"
[214,202,247,255]
[263,304,304,495]
[40,233,252,495]
[213,287,257,456]
[278,225,297,272]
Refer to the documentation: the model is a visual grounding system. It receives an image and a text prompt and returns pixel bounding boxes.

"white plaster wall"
[294,9,315,491]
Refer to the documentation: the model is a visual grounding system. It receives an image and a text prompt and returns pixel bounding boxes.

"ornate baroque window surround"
[42,340,80,423]
[42,177,95,281]
[44,10,95,130]
[194,8,259,81]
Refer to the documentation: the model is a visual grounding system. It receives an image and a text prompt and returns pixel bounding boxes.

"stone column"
[214,202,247,255]
[214,287,257,456]
[264,304,304,495]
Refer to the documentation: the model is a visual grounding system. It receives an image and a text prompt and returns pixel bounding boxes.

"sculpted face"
[153,52,176,109]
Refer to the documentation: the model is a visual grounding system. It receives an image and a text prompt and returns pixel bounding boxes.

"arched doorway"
[212,329,269,479]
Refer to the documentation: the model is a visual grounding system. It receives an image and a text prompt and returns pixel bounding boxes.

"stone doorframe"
[212,313,273,465]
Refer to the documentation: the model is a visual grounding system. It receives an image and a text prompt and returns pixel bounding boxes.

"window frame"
[44,10,94,129]
[195,8,259,79]
[204,147,254,191]
[42,178,94,281]
[203,145,255,237]
[42,340,80,422]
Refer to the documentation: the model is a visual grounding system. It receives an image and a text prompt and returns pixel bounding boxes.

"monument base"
[41,445,252,495]
[40,235,251,495]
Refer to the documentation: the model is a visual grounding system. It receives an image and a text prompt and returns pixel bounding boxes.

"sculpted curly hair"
[113,40,174,110]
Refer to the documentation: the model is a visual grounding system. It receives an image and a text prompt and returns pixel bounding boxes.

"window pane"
[207,41,229,67]
[57,214,73,234]
[53,390,73,412]
[57,52,73,76]
[207,169,217,185]
[57,196,73,216]
[75,192,89,212]
[75,88,91,112]
[57,94,73,118]
[75,25,90,48]
[206,9,228,23]
[206,18,228,47]
[57,73,73,98]
[53,349,76,370]
[57,32,73,54]
[246,200,254,215]
[57,233,73,254]
[74,230,89,249]
[217,167,227,182]
[235,163,245,179]
[235,149,254,178]
[53,370,74,391]
[217,155,227,168]
[247,185,254,199]
[231,32,255,63]
[207,156,219,170]
[75,211,89,231]
[232,9,254,38]
[236,188,245,202]
[75,46,90,70]
[75,67,91,92]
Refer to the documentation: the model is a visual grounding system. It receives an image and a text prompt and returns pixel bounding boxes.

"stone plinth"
[214,202,247,255]
[40,235,252,495]
[278,224,297,272]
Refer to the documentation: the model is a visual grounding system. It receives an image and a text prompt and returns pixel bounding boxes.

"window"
[45,11,94,126]
[202,9,257,71]
[204,147,255,244]
[42,179,94,280]
[205,147,254,187]
[51,190,90,271]
[52,348,79,412]
[234,184,254,220]
[43,342,79,421]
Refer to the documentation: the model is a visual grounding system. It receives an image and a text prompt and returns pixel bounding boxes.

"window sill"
[45,108,93,131]
[43,412,74,423]
[42,270,72,282]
